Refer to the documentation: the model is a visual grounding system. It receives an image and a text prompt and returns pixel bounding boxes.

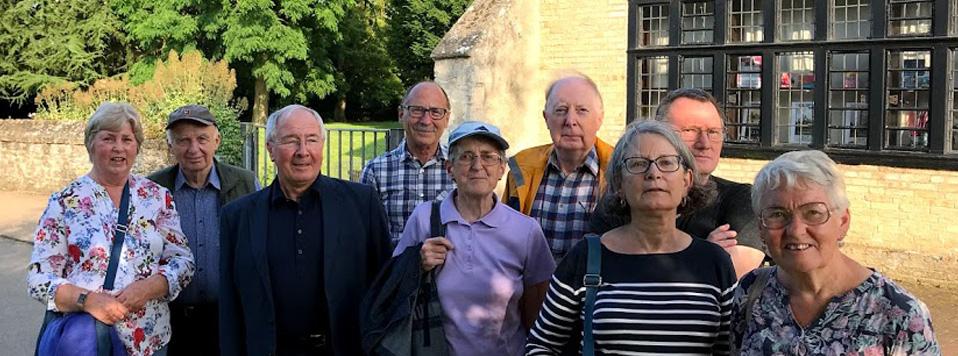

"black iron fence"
[240,123,404,186]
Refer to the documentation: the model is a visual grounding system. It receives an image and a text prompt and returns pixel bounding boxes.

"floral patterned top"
[27,174,194,356]
[731,267,940,356]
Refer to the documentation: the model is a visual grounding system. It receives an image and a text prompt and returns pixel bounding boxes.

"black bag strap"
[420,200,446,348]
[582,234,602,356]
[97,181,130,356]
[103,181,131,291]
[429,200,445,238]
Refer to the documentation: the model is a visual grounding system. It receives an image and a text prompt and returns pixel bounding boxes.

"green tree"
[0,0,128,104]
[116,0,354,124]
[385,0,469,87]
[331,0,403,121]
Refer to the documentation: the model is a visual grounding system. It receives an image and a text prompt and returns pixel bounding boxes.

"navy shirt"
[266,179,329,345]
[173,167,221,304]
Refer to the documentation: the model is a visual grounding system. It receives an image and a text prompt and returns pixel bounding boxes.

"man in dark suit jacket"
[219,104,391,355]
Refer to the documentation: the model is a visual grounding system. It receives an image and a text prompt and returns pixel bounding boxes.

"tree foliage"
[115,0,356,123]
[385,0,469,87]
[0,0,128,104]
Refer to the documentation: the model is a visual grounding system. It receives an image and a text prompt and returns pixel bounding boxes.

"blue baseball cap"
[447,120,510,150]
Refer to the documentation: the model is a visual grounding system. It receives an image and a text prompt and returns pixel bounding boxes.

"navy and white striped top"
[526,237,737,355]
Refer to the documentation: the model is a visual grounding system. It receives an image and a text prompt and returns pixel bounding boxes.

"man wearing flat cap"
[148,104,259,355]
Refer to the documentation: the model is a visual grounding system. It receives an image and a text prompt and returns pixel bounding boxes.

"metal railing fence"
[240,123,404,186]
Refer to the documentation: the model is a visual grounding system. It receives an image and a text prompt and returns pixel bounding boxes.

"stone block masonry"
[0,120,171,194]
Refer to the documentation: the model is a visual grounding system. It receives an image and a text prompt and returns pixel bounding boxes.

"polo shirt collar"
[440,189,506,228]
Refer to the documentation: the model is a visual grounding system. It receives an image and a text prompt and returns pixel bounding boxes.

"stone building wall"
[433,0,958,286]
[0,120,171,194]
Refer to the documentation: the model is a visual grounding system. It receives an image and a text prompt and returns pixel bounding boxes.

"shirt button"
[298,210,303,215]
[419,193,425,198]
[297,249,303,255]
[297,229,302,234]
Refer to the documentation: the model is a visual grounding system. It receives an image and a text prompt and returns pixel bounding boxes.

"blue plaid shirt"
[360,140,455,245]
[530,149,600,260]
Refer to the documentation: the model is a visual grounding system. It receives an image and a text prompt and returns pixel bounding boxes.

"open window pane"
[726,54,762,143]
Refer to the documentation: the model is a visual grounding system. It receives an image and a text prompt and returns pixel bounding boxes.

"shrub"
[34,50,247,165]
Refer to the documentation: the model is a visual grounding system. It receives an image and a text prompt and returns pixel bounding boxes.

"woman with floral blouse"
[732,150,939,355]
[27,102,194,356]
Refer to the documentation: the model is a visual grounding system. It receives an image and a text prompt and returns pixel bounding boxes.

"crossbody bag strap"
[103,181,131,291]
[732,267,774,355]
[582,234,602,356]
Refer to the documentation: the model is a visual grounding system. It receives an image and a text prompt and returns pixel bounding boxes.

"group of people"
[26,71,940,356]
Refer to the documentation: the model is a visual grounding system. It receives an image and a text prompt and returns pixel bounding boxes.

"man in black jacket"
[148,104,258,355]
[219,104,391,355]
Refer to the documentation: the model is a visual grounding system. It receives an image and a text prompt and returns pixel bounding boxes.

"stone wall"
[0,120,171,194]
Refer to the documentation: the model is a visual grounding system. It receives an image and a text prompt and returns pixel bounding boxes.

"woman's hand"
[116,275,169,312]
[707,224,739,250]
[84,292,129,325]
[421,237,454,271]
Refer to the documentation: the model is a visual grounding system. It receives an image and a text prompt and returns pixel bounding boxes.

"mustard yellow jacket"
[502,138,615,214]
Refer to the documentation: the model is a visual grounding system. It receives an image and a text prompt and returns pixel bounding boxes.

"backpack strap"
[582,234,602,356]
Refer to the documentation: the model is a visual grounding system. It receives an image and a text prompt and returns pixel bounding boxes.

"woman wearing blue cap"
[392,121,556,356]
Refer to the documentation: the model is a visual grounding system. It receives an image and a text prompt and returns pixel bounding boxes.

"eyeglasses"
[454,152,502,167]
[401,105,448,119]
[675,127,725,142]
[623,155,683,175]
[760,202,833,229]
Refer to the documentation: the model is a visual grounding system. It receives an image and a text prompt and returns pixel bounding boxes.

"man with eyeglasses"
[361,81,456,245]
[594,88,765,278]
[504,73,614,261]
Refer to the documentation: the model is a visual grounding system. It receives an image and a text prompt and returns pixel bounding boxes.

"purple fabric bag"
[36,312,125,356]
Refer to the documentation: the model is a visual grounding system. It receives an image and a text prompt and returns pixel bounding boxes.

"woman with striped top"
[526,120,736,355]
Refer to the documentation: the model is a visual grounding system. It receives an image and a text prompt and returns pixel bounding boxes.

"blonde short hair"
[84,102,145,158]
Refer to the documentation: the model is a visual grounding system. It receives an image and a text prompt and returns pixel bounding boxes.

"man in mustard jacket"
[504,73,613,261]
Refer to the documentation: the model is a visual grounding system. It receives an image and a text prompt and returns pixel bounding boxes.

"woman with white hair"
[732,150,939,354]
[27,102,194,355]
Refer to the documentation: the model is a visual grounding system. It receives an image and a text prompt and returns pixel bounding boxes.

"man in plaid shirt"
[361,81,456,245]
[504,74,614,260]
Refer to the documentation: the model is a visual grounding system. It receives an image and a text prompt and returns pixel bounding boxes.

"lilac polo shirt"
[394,191,556,356]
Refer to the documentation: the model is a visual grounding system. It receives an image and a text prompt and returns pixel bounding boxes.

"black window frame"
[627,0,958,170]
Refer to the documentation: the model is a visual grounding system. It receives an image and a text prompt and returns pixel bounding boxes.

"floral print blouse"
[27,174,194,356]
[731,267,940,356]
